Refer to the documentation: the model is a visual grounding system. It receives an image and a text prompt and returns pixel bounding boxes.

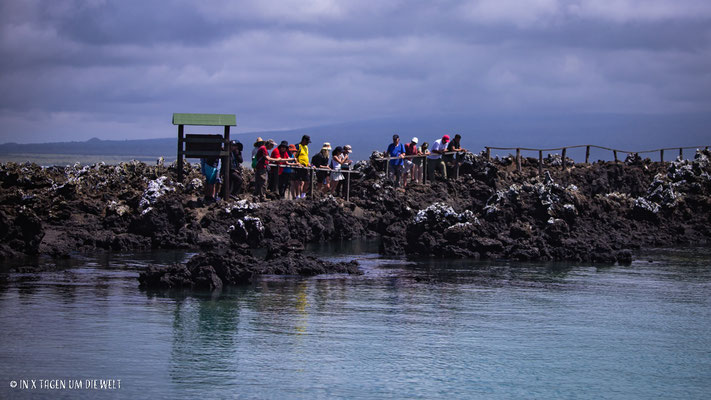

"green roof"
[172,113,236,126]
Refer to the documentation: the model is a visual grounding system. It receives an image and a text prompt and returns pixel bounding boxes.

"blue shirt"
[386,142,405,166]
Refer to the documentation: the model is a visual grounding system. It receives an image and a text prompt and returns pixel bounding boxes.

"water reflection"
[169,292,241,390]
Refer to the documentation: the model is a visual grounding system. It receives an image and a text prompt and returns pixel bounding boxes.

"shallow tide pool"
[1,245,710,399]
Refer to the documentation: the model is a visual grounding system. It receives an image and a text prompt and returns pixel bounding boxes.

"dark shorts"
[296,167,309,181]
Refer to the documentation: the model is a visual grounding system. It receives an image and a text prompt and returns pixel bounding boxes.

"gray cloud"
[1,0,710,142]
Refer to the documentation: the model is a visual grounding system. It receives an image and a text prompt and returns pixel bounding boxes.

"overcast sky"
[1,0,710,143]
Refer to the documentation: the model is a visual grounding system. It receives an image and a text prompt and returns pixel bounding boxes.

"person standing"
[329,146,346,195]
[254,139,286,200]
[224,140,244,198]
[385,134,406,188]
[294,135,312,199]
[445,134,467,179]
[427,135,450,181]
[404,137,421,185]
[312,143,331,194]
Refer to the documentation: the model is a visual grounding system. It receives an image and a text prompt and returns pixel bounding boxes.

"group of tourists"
[384,134,467,188]
[200,134,353,202]
[199,132,467,202]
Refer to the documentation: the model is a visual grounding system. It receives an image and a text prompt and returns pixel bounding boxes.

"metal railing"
[265,162,360,201]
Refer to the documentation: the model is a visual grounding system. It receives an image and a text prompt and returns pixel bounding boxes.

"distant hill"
[1,113,709,165]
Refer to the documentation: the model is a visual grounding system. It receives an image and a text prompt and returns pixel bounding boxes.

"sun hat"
[344,144,352,153]
[279,140,289,148]
[288,144,297,153]
[442,135,450,142]
[253,137,264,146]
[322,142,332,150]
[411,137,418,144]
[302,134,311,144]
[266,139,276,147]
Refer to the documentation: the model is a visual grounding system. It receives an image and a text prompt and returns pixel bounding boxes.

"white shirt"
[428,139,446,159]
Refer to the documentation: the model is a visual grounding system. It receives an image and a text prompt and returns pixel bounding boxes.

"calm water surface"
[1,243,710,399]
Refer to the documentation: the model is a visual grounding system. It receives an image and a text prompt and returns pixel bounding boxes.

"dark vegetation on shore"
[1,150,710,289]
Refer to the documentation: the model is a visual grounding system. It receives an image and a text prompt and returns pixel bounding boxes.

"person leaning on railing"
[427,135,450,180]
[445,134,467,179]
[385,134,406,188]
[312,143,332,194]
[254,139,294,200]
[403,137,420,186]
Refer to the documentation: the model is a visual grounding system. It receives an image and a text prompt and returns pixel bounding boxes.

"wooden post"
[660,149,664,162]
[177,124,184,182]
[538,150,543,177]
[585,146,590,164]
[423,156,428,184]
[561,148,567,170]
[346,170,351,201]
[385,156,389,177]
[486,147,491,161]
[310,168,314,198]
[613,150,618,163]
[515,148,521,172]
[223,125,230,200]
[679,148,683,159]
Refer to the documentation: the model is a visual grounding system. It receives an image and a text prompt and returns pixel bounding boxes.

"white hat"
[411,137,418,144]
[344,144,352,153]
[322,142,332,150]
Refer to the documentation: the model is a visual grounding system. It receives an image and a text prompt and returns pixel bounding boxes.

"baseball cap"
[442,135,450,142]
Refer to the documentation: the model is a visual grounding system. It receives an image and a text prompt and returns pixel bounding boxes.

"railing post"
[486,147,491,161]
[223,125,230,200]
[385,157,389,178]
[515,148,521,172]
[177,124,184,182]
[660,149,664,162]
[423,156,428,184]
[538,150,543,177]
[585,146,590,164]
[613,150,618,163]
[346,170,351,202]
[310,168,314,198]
[679,148,683,159]
[561,148,567,170]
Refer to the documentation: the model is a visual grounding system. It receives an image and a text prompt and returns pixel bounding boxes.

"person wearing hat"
[311,142,332,194]
[337,144,353,197]
[329,146,347,195]
[294,135,312,198]
[427,134,450,180]
[251,137,264,160]
[404,137,422,186]
[385,134,406,188]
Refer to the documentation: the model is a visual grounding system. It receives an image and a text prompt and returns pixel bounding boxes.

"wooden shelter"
[173,113,236,199]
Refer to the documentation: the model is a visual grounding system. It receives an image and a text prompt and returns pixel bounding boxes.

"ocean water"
[1,245,710,399]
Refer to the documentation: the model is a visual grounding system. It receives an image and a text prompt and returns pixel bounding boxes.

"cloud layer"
[1,0,710,142]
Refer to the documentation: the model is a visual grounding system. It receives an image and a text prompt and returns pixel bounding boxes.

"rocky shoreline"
[1,149,710,286]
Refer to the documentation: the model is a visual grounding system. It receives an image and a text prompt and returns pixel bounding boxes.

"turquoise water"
[1,246,710,399]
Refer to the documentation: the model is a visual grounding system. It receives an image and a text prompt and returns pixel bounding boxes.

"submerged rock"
[138,244,360,290]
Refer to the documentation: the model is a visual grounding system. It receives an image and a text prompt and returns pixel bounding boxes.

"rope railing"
[484,144,710,173]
